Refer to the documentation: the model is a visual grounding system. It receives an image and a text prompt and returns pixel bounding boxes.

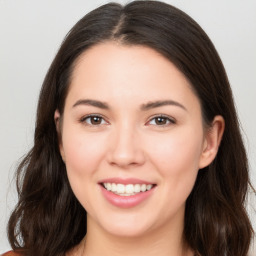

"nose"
[107,124,145,168]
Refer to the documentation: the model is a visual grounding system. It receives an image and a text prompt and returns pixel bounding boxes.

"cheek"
[148,128,203,213]
[147,127,203,178]
[61,127,108,210]
[62,126,106,177]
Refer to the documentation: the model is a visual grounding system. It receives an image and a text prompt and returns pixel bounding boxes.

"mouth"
[101,182,156,196]
[99,179,157,208]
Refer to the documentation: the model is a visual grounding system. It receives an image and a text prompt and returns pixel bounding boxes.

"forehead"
[66,42,199,109]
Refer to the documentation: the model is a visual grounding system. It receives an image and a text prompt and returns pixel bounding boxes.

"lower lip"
[100,185,155,208]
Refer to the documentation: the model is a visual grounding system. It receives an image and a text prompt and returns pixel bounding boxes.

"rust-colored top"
[1,251,20,256]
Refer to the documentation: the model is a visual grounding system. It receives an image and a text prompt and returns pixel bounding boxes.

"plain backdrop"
[0,0,255,253]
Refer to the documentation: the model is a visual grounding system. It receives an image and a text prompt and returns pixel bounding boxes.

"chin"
[105,224,151,238]
[96,213,155,238]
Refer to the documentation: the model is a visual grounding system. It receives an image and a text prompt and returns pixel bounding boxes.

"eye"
[147,115,175,126]
[81,115,108,126]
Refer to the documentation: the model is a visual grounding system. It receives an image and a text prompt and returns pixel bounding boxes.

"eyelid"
[79,113,109,125]
[78,113,175,126]
[146,114,176,126]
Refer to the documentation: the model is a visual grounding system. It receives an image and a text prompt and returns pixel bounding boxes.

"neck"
[81,215,193,256]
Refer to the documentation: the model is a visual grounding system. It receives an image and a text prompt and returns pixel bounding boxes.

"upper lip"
[98,177,155,185]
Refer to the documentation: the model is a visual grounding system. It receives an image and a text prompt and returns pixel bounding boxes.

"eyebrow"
[140,100,187,111]
[72,99,109,109]
[72,99,187,111]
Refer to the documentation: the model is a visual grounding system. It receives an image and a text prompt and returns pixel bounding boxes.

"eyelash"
[79,114,108,126]
[79,114,176,127]
[147,115,176,126]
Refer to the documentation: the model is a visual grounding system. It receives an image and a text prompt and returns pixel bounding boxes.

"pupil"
[156,117,166,125]
[92,116,101,124]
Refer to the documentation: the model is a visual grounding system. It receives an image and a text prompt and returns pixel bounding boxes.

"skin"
[55,42,224,256]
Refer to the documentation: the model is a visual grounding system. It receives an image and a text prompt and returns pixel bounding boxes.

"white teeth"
[116,184,125,194]
[106,183,112,191]
[146,184,153,190]
[111,183,117,192]
[103,183,154,195]
[125,184,134,194]
[119,193,135,196]
[141,184,146,192]
[134,184,140,193]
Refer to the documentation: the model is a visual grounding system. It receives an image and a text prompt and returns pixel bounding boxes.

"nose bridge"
[108,120,145,167]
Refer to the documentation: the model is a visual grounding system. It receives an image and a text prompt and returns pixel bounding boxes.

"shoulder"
[1,251,21,256]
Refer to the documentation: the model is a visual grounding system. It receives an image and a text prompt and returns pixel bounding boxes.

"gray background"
[0,0,255,253]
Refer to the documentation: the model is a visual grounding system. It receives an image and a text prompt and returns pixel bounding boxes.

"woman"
[4,1,254,256]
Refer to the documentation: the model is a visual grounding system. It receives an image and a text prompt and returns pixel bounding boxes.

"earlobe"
[54,110,65,162]
[199,115,225,169]
[54,110,61,133]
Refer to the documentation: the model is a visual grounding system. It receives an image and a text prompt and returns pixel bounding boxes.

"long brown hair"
[8,1,254,255]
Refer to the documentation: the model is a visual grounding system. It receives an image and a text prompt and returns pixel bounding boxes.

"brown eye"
[82,115,107,125]
[90,116,102,125]
[148,115,175,126]
[155,117,168,125]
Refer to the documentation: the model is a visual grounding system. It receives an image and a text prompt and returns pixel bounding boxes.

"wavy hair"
[8,1,254,255]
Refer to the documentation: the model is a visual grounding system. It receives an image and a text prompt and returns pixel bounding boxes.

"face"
[56,42,217,238]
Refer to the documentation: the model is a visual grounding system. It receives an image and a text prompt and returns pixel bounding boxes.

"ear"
[199,115,225,169]
[54,110,65,162]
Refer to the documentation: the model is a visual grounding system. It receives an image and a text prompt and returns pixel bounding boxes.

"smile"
[103,183,154,196]
[99,179,157,208]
